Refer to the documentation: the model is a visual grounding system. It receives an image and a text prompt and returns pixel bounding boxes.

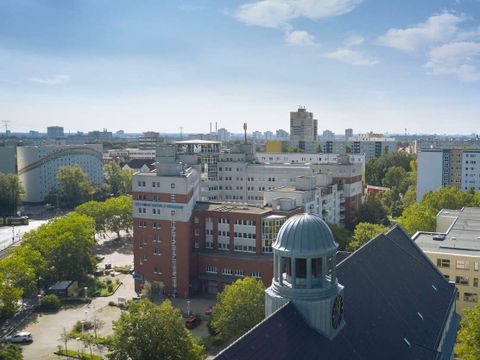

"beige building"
[414,207,480,315]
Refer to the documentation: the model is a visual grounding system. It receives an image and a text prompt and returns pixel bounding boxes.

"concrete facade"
[17,144,103,202]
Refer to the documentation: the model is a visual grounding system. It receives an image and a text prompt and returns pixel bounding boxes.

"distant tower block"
[243,123,248,144]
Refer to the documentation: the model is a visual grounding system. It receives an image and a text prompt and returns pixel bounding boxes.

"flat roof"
[195,201,272,215]
[176,140,221,144]
[414,207,480,256]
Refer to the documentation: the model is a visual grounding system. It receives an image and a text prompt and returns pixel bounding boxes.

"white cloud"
[285,30,316,46]
[424,41,480,82]
[29,74,70,85]
[325,48,379,66]
[377,12,464,52]
[344,34,364,47]
[235,0,362,29]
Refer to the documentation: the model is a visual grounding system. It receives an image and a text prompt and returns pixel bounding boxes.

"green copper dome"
[273,213,337,256]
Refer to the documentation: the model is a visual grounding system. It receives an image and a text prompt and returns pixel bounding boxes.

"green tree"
[348,223,388,251]
[21,213,96,283]
[365,151,415,186]
[397,203,437,236]
[108,299,204,360]
[76,201,109,234]
[0,172,24,216]
[56,165,94,207]
[456,303,480,359]
[328,223,351,251]
[0,255,37,299]
[0,343,23,360]
[353,195,390,227]
[382,166,409,194]
[104,196,133,239]
[0,273,23,318]
[421,186,475,212]
[104,162,133,196]
[211,277,265,341]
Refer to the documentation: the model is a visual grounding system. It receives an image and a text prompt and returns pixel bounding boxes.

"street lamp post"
[187,300,191,316]
[11,225,14,244]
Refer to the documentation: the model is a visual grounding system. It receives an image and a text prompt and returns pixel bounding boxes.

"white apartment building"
[417,148,480,202]
[264,175,341,225]
[255,152,365,174]
[17,144,103,202]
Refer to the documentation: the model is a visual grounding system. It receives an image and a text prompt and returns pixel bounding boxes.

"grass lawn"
[55,348,102,360]
[85,277,121,297]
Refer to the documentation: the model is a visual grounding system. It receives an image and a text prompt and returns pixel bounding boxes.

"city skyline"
[1,0,480,134]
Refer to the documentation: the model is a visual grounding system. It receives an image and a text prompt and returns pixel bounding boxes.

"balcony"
[340,197,345,204]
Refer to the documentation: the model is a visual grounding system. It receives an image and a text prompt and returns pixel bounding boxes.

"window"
[154,266,161,274]
[251,271,261,278]
[223,268,233,275]
[436,258,450,268]
[206,266,217,273]
[457,260,470,269]
[456,276,469,285]
[194,217,199,224]
[475,278,479,287]
[475,262,479,271]
[464,293,478,303]
[171,183,175,189]
[206,241,213,249]
[234,269,245,277]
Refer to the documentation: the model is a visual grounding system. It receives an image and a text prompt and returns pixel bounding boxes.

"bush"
[108,300,115,306]
[106,279,113,285]
[40,294,61,311]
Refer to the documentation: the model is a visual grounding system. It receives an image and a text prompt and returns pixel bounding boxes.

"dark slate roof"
[120,159,155,170]
[215,225,458,360]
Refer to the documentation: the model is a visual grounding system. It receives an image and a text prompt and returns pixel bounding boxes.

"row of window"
[137,180,176,189]
[205,266,260,278]
[437,258,480,271]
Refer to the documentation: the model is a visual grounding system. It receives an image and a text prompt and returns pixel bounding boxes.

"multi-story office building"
[47,126,64,138]
[414,207,480,315]
[217,128,230,142]
[417,148,480,202]
[132,145,200,298]
[255,152,365,173]
[345,128,353,141]
[17,144,103,202]
[132,144,302,297]
[290,107,318,141]
[138,131,161,149]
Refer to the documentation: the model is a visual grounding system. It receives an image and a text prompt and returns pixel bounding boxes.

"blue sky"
[1,0,479,135]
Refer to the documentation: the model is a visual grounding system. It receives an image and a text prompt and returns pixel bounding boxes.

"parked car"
[185,316,201,330]
[132,294,142,301]
[5,332,33,343]
[94,270,104,277]
[95,255,105,262]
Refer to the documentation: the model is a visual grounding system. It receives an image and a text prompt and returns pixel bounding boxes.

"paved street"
[0,220,48,251]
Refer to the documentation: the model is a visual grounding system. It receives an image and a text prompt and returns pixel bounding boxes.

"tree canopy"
[211,277,265,341]
[108,299,204,360]
[353,194,390,227]
[456,304,480,360]
[348,222,388,251]
[104,162,133,196]
[75,195,132,238]
[0,343,23,360]
[0,172,24,216]
[48,165,96,208]
[365,151,415,186]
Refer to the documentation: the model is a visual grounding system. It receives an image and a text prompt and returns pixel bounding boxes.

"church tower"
[265,213,345,339]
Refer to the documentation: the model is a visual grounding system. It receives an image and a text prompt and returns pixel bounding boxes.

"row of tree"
[0,195,132,318]
[0,213,96,318]
[46,163,133,208]
[75,195,133,239]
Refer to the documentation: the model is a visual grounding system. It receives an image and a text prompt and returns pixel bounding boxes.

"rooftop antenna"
[243,123,247,144]
[179,126,183,140]
[215,122,218,134]
[210,122,212,134]
[405,128,407,136]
